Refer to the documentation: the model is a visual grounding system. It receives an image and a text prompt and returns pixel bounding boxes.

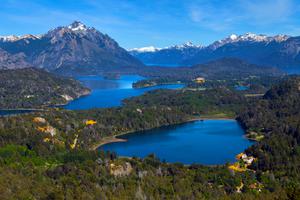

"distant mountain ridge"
[129,33,300,68]
[0,21,143,73]
[129,42,204,66]
[137,57,283,81]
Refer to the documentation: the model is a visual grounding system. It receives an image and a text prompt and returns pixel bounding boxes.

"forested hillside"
[0,77,299,198]
[238,77,300,180]
[0,68,90,108]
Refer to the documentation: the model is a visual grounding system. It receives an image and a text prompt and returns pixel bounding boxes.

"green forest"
[0,76,300,199]
[0,68,90,108]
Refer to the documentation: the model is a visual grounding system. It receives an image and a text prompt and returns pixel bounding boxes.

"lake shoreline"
[0,90,91,116]
[92,116,236,150]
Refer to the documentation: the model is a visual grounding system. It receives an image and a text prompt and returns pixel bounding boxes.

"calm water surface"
[1,75,183,114]
[283,68,300,75]
[100,120,254,165]
[0,110,34,116]
[145,63,188,67]
[1,75,253,165]
[64,75,184,110]
[235,85,249,91]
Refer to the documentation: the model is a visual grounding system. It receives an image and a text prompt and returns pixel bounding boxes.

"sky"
[0,0,299,49]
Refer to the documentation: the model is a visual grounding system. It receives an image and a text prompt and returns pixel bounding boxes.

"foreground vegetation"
[0,76,299,199]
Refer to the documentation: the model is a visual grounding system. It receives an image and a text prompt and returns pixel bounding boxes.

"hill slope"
[0,68,90,108]
[0,48,32,69]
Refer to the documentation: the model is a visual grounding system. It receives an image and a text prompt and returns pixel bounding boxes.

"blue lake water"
[145,63,188,67]
[64,75,184,110]
[0,110,34,116]
[283,68,300,75]
[0,75,253,165]
[235,85,249,91]
[100,120,253,165]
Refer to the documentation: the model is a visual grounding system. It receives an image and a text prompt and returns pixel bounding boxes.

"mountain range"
[0,21,142,74]
[137,58,283,81]
[129,33,300,68]
[1,23,299,74]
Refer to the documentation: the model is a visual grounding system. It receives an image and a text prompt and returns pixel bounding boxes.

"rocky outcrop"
[0,48,32,69]
[109,162,133,177]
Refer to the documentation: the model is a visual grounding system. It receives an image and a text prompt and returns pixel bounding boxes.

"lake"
[1,75,253,165]
[0,109,35,116]
[145,63,188,67]
[0,75,183,115]
[100,120,253,165]
[64,75,184,110]
[235,85,249,91]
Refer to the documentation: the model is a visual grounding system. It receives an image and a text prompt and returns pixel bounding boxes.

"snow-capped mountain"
[67,21,88,32]
[0,21,143,73]
[208,33,290,50]
[130,42,202,53]
[130,33,298,68]
[0,34,41,42]
[129,42,204,66]
[170,41,203,49]
[130,46,161,53]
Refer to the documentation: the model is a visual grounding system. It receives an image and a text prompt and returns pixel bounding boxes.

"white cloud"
[187,0,297,32]
[189,7,204,23]
[240,0,295,24]
[188,3,241,31]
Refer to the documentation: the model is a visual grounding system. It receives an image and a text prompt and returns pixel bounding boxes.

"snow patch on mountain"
[230,34,238,40]
[130,42,203,53]
[170,42,203,49]
[208,33,290,50]
[130,33,290,53]
[130,46,161,53]
[0,34,41,42]
[67,21,88,32]
[0,21,92,43]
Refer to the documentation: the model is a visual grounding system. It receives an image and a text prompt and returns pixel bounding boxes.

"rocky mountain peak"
[172,41,202,49]
[67,21,88,32]
[0,21,142,72]
[130,42,203,53]
[208,33,291,50]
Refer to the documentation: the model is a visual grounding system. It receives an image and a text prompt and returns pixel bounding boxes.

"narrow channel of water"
[64,75,184,110]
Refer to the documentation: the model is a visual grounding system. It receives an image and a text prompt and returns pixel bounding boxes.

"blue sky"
[0,0,299,48]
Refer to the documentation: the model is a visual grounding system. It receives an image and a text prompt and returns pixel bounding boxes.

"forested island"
[132,58,284,97]
[0,75,299,199]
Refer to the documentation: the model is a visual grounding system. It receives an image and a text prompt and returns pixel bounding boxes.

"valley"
[0,75,300,198]
[0,20,300,199]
